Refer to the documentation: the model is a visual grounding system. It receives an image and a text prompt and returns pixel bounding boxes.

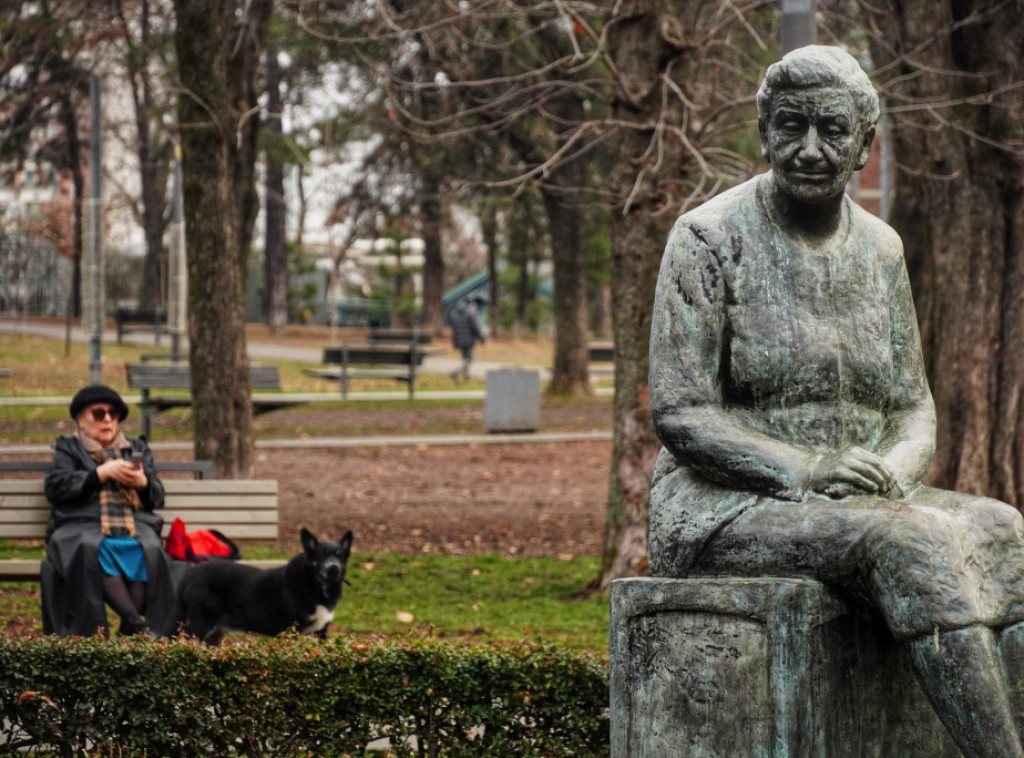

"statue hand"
[808,447,895,498]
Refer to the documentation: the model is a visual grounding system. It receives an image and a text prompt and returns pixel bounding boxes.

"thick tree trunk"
[139,153,166,309]
[542,184,591,396]
[599,1,700,587]
[602,212,665,586]
[419,192,445,336]
[264,46,288,333]
[860,0,1024,507]
[174,0,270,478]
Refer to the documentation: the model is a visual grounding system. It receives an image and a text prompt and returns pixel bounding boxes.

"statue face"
[761,87,873,205]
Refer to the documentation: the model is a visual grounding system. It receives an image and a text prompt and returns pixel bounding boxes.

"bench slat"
[0,508,52,523]
[1,526,49,539]
[0,459,214,479]
[163,480,277,494]
[0,559,42,578]
[0,508,276,525]
[305,368,413,381]
[1,480,276,495]
[127,363,281,389]
[322,346,427,366]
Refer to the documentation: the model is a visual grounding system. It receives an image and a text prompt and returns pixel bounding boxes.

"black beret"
[69,384,129,421]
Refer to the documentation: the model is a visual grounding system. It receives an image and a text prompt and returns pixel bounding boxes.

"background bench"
[305,343,434,400]
[126,361,305,438]
[0,478,280,581]
[115,306,167,344]
[587,341,613,363]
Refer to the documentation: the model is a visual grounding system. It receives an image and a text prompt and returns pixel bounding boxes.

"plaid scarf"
[76,428,142,537]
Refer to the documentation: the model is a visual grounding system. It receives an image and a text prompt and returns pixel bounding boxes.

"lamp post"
[780,0,816,55]
[168,144,187,361]
[85,76,104,385]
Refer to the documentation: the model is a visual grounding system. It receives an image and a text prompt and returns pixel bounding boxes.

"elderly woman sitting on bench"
[42,385,175,637]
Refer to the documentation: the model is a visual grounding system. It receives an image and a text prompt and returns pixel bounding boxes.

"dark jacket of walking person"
[42,385,175,637]
[449,300,485,381]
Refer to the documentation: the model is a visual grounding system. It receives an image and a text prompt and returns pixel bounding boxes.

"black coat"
[450,304,484,350]
[41,435,176,636]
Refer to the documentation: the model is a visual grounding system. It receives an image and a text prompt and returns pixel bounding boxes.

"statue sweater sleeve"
[649,216,821,501]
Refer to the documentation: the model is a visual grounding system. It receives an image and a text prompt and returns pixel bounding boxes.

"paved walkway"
[0,317,541,381]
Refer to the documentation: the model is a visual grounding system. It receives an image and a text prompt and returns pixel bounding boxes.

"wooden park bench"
[126,361,307,438]
[0,477,280,581]
[586,340,615,380]
[115,306,168,344]
[587,341,614,363]
[305,342,435,400]
[368,328,432,346]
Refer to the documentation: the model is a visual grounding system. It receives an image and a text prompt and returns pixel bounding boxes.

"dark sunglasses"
[89,407,118,421]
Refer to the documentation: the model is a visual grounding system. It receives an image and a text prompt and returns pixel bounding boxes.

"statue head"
[756,46,880,204]
[757,45,880,133]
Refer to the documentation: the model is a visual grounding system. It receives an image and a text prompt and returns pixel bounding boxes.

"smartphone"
[131,451,143,469]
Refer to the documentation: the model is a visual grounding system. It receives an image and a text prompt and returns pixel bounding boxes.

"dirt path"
[261,439,611,559]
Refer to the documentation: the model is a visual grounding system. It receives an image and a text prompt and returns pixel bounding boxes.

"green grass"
[341,552,607,650]
[0,332,487,399]
[0,545,609,652]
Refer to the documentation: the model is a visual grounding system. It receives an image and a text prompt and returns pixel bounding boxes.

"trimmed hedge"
[0,634,609,757]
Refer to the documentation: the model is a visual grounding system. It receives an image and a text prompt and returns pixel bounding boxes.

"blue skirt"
[98,536,148,582]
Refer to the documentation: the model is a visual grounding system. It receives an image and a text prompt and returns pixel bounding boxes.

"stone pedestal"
[484,368,540,432]
[609,577,962,758]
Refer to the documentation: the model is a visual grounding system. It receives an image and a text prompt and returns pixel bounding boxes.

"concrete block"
[609,576,962,758]
[484,368,540,432]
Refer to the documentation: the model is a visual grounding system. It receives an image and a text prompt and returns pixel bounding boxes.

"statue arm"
[875,258,936,493]
[649,221,821,501]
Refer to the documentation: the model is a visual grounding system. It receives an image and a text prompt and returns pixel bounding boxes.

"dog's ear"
[300,528,318,554]
[339,530,353,556]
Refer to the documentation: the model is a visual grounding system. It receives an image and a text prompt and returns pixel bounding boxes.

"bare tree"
[310,1,610,393]
[0,1,106,322]
[598,0,774,586]
[109,0,176,310]
[292,0,773,581]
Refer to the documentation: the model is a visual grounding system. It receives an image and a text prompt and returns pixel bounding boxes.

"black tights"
[101,575,145,625]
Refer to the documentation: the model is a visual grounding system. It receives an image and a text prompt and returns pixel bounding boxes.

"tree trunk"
[542,184,591,396]
[859,0,1024,507]
[482,203,500,338]
[599,2,699,587]
[264,45,288,333]
[419,191,445,336]
[174,0,270,478]
[231,2,270,272]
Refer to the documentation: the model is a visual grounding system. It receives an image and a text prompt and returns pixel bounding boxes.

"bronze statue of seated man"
[648,44,1024,758]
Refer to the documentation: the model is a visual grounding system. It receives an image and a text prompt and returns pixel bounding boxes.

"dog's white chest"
[302,604,335,633]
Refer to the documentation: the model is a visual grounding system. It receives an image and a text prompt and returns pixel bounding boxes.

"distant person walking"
[449,298,485,381]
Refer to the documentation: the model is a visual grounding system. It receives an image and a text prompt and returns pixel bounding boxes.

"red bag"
[164,517,241,563]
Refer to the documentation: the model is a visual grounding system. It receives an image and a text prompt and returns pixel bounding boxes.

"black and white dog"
[171,528,353,645]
